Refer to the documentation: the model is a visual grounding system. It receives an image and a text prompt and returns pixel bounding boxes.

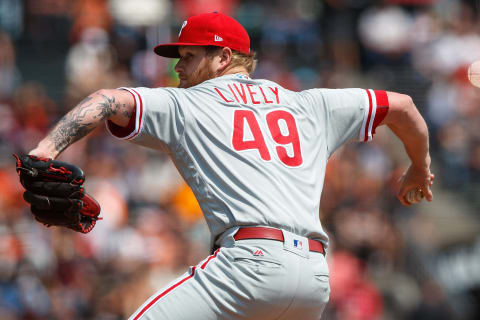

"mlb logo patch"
[293,239,303,249]
[235,74,249,79]
[283,231,309,257]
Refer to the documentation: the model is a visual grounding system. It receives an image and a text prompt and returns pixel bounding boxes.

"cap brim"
[154,42,216,58]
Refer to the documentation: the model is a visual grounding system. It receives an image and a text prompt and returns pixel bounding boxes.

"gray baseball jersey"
[106,74,388,248]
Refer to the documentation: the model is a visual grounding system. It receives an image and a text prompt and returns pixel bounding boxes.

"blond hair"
[230,50,257,74]
[206,46,258,74]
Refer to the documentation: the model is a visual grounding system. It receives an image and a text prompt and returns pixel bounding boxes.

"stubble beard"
[178,62,216,89]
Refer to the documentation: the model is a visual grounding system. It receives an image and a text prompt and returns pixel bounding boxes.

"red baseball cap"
[154,12,250,58]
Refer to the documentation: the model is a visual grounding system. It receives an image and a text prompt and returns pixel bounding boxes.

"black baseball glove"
[13,154,101,233]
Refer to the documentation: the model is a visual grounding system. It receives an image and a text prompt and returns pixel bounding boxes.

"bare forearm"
[387,103,430,168]
[381,92,434,204]
[33,89,133,158]
[382,93,430,168]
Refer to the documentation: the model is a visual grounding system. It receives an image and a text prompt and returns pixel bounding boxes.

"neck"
[217,65,249,77]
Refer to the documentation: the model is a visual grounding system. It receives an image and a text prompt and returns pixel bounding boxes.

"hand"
[397,164,434,206]
[14,154,101,233]
[29,145,58,159]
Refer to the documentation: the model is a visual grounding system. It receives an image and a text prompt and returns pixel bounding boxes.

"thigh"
[128,246,288,320]
[128,250,226,320]
[128,267,217,320]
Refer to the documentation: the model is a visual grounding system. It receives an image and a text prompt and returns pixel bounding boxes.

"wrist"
[30,141,59,159]
[411,154,431,171]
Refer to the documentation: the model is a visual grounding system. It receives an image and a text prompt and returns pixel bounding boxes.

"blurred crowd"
[1,0,480,319]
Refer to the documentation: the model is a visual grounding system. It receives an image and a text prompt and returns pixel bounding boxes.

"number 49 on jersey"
[231,109,303,167]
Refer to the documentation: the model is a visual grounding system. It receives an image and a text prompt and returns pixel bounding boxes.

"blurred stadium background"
[1,0,480,319]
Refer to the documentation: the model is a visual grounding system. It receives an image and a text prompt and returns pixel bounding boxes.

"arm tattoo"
[47,93,125,153]
[95,94,118,120]
[123,109,133,119]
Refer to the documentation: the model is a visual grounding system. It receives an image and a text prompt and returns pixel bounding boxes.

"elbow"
[395,93,415,115]
[383,92,416,126]
[401,95,420,124]
[402,94,415,111]
[398,94,416,122]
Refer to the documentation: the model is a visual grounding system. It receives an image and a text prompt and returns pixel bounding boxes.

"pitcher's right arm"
[379,92,434,205]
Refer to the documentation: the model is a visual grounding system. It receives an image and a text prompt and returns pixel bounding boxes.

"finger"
[423,182,433,202]
[424,188,433,201]
[397,190,411,206]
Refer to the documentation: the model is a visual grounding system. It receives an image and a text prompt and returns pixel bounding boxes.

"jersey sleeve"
[302,88,389,156]
[106,87,185,150]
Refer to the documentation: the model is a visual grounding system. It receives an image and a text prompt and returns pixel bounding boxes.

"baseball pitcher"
[17,12,434,320]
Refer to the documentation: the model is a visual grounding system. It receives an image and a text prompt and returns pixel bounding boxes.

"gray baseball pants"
[129,231,330,320]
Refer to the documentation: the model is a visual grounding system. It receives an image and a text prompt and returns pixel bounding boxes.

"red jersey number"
[232,110,303,167]
[232,110,271,161]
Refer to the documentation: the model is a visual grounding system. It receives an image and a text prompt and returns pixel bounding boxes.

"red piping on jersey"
[132,267,197,320]
[200,248,220,269]
[132,249,221,320]
[107,90,137,138]
[364,89,373,142]
[128,88,143,140]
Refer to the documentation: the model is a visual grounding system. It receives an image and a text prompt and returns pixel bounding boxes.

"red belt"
[234,227,325,255]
